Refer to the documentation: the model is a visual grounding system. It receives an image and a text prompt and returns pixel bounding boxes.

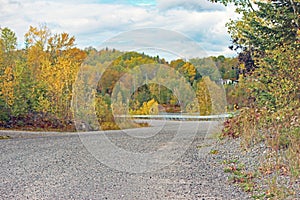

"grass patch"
[196,144,212,149]
[222,107,299,199]
[209,149,219,155]
[223,160,257,192]
[0,135,11,140]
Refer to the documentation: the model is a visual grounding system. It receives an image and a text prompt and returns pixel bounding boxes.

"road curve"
[0,121,249,199]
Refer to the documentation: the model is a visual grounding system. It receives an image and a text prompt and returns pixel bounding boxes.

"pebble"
[1,123,298,199]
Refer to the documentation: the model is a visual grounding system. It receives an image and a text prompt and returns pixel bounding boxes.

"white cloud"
[157,0,225,11]
[0,0,238,57]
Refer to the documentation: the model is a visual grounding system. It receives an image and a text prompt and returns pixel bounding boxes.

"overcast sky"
[0,0,238,57]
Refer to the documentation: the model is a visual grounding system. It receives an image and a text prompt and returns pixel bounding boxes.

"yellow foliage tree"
[24,25,86,121]
[196,76,226,115]
[196,77,212,115]
[130,99,159,115]
[0,27,18,110]
[1,66,14,106]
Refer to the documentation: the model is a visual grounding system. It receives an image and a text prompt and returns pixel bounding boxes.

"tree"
[196,77,212,115]
[0,27,18,120]
[22,25,86,124]
[170,59,200,85]
[212,0,299,73]
[0,27,17,53]
[211,1,300,197]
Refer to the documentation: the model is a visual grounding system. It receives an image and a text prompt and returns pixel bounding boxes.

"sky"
[0,0,238,58]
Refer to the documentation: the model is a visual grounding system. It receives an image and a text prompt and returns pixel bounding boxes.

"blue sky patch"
[94,0,156,6]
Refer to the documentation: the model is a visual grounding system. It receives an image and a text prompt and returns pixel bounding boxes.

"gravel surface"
[1,121,253,200]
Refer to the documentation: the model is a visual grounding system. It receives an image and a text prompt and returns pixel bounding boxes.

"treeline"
[0,25,238,130]
[75,49,237,130]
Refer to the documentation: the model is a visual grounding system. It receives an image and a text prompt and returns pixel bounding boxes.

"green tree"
[212,0,299,73]
[0,27,17,53]
[0,27,18,120]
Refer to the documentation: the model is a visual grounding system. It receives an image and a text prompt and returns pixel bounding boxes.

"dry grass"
[222,107,300,199]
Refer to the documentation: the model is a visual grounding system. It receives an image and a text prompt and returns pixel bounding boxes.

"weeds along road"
[0,121,250,199]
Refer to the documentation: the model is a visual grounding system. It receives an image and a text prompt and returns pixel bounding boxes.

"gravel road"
[1,120,251,200]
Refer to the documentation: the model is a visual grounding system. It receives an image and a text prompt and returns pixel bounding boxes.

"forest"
[0,25,239,131]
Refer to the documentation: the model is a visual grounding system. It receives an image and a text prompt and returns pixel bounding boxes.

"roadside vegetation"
[211,0,299,199]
